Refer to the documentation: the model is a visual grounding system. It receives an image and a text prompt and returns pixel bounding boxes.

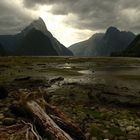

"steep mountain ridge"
[22,17,47,35]
[121,34,140,57]
[18,18,73,56]
[69,27,135,56]
[0,18,73,56]
[16,29,58,56]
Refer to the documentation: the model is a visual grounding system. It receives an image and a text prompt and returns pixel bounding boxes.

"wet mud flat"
[0,56,140,140]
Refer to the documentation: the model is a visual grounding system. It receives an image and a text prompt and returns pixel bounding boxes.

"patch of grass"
[108,127,124,136]
[78,107,102,119]
[1,56,140,66]
[89,124,104,139]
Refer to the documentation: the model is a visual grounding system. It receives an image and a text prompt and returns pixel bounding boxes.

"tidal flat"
[0,56,140,140]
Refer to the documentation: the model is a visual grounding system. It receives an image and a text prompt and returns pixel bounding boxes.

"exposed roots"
[21,120,42,140]
[0,121,43,140]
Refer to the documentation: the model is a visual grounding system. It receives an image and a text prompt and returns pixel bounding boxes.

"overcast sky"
[0,0,140,46]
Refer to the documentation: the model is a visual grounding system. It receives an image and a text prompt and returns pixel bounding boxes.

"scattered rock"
[0,86,8,99]
[126,126,134,132]
[135,118,140,123]
[49,77,64,84]
[103,130,109,133]
[135,127,140,131]
[120,127,125,132]
[85,132,90,139]
[0,114,4,120]
[90,107,96,111]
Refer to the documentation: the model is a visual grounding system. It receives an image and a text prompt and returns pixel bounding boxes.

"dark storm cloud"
[23,0,74,9]
[0,0,140,35]
[23,0,140,33]
[0,0,34,35]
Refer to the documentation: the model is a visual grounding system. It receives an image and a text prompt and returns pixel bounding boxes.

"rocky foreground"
[0,57,140,140]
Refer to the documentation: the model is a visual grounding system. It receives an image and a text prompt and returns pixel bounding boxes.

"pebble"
[126,126,134,131]
[103,130,109,133]
[85,132,90,139]
[3,107,8,112]
[135,127,140,131]
[128,130,138,135]
[135,119,140,124]
[120,127,126,132]
[119,122,124,127]
[0,113,4,120]
[91,107,96,111]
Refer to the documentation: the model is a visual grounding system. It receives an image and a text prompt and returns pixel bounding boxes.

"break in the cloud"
[0,0,140,46]
[23,0,140,33]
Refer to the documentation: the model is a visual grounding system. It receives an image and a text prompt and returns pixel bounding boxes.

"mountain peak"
[104,26,121,40]
[32,17,47,30]
[69,26,135,56]
[106,26,120,34]
[22,17,47,35]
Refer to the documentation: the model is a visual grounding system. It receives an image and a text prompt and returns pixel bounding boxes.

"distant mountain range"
[69,27,136,56]
[0,18,73,56]
[1,20,139,57]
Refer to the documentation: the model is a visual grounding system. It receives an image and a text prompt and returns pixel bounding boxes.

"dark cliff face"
[0,43,5,56]
[0,34,22,53]
[22,18,73,56]
[69,27,135,56]
[104,27,120,39]
[16,29,58,56]
[0,18,73,56]
[122,35,140,57]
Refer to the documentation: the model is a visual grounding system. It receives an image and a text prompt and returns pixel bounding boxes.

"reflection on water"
[63,66,71,69]
[78,70,93,74]
[95,65,140,81]
[93,65,140,91]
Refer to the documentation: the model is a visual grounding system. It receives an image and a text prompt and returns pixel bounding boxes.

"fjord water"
[1,56,140,89]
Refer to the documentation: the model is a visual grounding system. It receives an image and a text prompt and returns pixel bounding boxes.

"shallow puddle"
[78,70,93,74]
[63,66,72,69]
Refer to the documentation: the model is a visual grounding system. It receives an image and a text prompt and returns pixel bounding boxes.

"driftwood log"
[25,100,73,140]
[44,101,86,140]
[9,89,86,140]
[10,97,86,140]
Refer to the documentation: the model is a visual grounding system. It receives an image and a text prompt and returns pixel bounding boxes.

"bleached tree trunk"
[25,100,73,140]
